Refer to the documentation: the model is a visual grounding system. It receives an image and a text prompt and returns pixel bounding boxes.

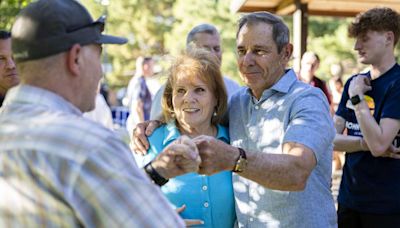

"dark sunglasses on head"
[67,15,106,33]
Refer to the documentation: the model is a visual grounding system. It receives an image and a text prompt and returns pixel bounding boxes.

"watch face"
[350,95,361,105]
[235,158,248,172]
[234,148,248,173]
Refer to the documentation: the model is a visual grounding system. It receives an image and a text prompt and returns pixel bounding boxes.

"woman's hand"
[176,204,204,227]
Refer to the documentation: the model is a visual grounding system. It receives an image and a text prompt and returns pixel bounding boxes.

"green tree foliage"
[81,0,242,88]
[307,16,357,81]
[81,0,176,88]
[165,0,241,84]
[0,0,32,29]
[1,0,370,88]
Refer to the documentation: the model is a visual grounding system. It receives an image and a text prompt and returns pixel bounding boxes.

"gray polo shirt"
[229,69,337,228]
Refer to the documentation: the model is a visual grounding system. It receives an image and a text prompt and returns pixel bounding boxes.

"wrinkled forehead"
[174,71,208,87]
[193,32,220,48]
[236,23,277,52]
[0,38,11,50]
[0,38,12,53]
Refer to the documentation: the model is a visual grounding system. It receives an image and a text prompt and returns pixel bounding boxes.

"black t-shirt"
[336,63,400,214]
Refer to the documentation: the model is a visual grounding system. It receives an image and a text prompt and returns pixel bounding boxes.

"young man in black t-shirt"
[334,7,400,228]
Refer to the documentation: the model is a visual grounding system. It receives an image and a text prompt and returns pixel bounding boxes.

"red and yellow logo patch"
[364,95,374,115]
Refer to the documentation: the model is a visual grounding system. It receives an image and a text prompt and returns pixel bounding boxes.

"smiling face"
[354,30,391,65]
[236,22,290,99]
[172,74,217,133]
[0,38,19,96]
[162,49,227,131]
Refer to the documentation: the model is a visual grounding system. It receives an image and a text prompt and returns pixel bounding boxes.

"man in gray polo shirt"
[132,12,336,227]
[193,12,336,227]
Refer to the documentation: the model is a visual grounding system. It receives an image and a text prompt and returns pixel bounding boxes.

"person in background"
[0,30,19,107]
[135,49,235,227]
[329,62,344,112]
[149,23,241,121]
[132,11,337,227]
[299,51,332,105]
[0,0,199,226]
[83,82,114,129]
[99,82,110,105]
[125,56,161,133]
[334,7,400,227]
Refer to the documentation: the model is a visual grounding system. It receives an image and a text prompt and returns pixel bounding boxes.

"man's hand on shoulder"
[130,120,162,155]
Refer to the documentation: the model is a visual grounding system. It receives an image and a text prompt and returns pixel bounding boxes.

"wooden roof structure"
[230,0,400,70]
[230,0,400,17]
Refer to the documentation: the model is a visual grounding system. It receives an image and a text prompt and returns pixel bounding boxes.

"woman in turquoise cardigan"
[134,49,236,228]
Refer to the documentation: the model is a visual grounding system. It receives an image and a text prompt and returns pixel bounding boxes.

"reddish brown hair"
[162,49,227,125]
[349,7,400,45]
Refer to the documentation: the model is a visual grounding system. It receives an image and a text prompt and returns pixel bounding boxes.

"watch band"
[144,162,169,186]
[233,147,248,173]
[350,94,363,105]
[238,147,247,159]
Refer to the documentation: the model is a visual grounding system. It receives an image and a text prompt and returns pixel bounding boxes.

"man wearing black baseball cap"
[0,0,199,226]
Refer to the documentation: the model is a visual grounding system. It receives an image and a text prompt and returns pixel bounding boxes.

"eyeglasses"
[67,15,106,34]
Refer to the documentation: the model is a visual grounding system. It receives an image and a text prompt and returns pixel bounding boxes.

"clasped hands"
[149,135,202,179]
[131,122,235,177]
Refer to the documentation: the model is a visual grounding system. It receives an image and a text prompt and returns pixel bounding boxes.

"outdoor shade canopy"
[230,0,400,17]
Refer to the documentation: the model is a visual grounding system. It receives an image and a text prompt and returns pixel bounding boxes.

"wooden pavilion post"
[292,1,308,73]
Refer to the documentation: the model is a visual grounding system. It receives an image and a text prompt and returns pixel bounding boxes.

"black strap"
[144,162,169,186]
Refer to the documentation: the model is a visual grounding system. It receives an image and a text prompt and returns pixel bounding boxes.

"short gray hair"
[186,24,219,47]
[237,12,290,53]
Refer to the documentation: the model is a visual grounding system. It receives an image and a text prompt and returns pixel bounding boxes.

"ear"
[66,44,82,76]
[385,31,395,46]
[281,43,293,62]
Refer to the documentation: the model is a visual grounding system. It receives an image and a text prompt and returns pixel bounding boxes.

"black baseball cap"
[11,0,128,62]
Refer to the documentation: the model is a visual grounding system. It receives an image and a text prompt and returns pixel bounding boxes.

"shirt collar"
[245,69,297,100]
[3,85,82,116]
[162,121,230,146]
[269,69,297,94]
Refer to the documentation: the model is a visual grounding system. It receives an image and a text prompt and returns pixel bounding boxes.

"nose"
[242,52,255,67]
[209,48,218,55]
[183,90,196,103]
[214,50,222,60]
[6,57,16,70]
[203,47,222,61]
[354,39,361,51]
